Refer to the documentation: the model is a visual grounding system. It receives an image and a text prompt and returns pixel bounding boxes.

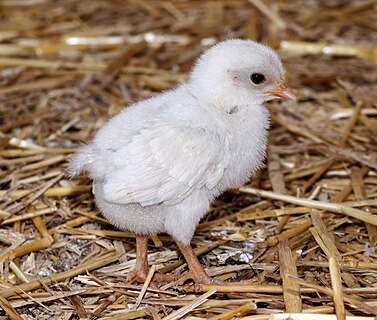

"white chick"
[69,39,295,285]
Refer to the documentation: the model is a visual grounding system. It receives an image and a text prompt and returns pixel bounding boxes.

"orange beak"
[265,78,296,100]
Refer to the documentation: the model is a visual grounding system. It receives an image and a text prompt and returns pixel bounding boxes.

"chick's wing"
[102,120,229,206]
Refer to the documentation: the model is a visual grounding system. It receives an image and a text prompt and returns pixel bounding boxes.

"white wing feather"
[103,121,229,206]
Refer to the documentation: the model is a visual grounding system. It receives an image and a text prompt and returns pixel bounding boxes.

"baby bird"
[69,39,295,285]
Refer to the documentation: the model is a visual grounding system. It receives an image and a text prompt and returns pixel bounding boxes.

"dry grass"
[1,0,377,319]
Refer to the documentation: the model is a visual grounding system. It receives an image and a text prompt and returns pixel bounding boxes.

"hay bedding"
[0,0,377,319]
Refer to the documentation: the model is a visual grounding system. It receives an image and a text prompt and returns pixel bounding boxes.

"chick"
[69,39,296,285]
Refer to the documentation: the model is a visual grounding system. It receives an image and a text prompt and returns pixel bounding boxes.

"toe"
[126,269,147,283]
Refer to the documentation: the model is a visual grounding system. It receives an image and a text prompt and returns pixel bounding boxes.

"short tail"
[67,145,95,177]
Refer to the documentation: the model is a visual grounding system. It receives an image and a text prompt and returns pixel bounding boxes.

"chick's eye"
[250,73,265,85]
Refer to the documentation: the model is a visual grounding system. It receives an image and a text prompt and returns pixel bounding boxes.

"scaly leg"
[176,241,213,284]
[176,241,254,286]
[126,235,149,282]
[127,235,180,283]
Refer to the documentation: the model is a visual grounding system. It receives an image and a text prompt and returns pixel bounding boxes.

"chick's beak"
[266,78,296,100]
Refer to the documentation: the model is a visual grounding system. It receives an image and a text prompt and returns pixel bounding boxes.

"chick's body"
[69,39,295,284]
[73,83,269,245]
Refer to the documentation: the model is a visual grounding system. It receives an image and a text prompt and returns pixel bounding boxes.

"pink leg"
[127,235,180,283]
[176,241,213,284]
[176,241,254,286]
[126,235,149,282]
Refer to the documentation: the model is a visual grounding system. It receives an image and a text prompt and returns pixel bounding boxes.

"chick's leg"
[126,234,149,282]
[176,241,212,284]
[127,235,181,283]
[177,241,255,286]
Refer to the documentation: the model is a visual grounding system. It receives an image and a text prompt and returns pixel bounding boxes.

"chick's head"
[188,39,296,107]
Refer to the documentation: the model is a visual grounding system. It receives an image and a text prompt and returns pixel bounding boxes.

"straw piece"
[326,145,377,171]
[19,155,65,172]
[267,151,287,194]
[0,186,91,198]
[164,289,216,320]
[47,216,92,235]
[98,308,148,320]
[239,187,377,226]
[47,117,81,141]
[280,41,377,60]
[92,293,120,318]
[291,277,377,315]
[341,0,377,13]
[271,114,323,143]
[241,314,376,320]
[238,206,310,221]
[0,295,23,320]
[359,113,377,135]
[329,256,345,320]
[63,285,87,319]
[0,148,75,157]
[0,44,33,55]
[333,166,370,203]
[105,42,147,83]
[31,215,52,239]
[134,265,156,309]
[267,151,290,232]
[310,227,331,257]
[9,261,30,283]
[207,302,256,320]
[0,236,52,262]
[0,57,184,77]
[302,306,334,314]
[199,284,316,294]
[339,102,362,148]
[6,173,64,214]
[310,212,339,258]
[302,158,335,194]
[298,260,377,271]
[150,234,163,247]
[310,211,358,288]
[0,251,119,298]
[278,240,302,313]
[1,207,55,225]
[266,219,312,246]
[281,164,335,185]
[61,228,136,239]
[350,166,377,246]
[147,298,263,308]
[0,77,72,95]
[0,209,11,219]
[247,0,286,29]
[11,290,86,308]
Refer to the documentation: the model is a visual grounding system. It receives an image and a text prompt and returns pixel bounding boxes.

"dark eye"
[250,73,265,85]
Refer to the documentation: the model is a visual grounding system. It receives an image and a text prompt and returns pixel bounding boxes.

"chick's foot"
[126,234,149,283]
[176,241,219,286]
[126,268,179,284]
[126,267,148,283]
[176,241,255,288]
[127,235,181,284]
